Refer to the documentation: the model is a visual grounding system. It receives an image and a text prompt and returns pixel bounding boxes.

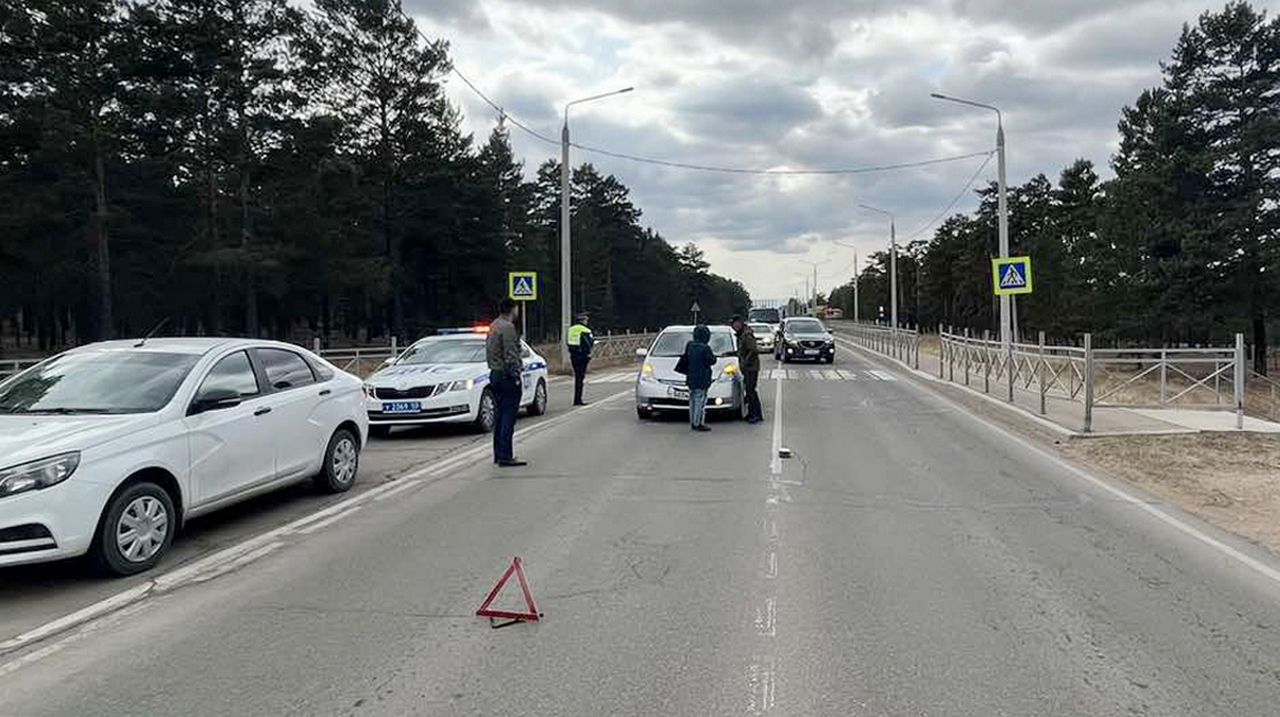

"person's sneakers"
[746,417,763,424]
[574,401,588,406]
[496,459,528,467]
[693,425,712,432]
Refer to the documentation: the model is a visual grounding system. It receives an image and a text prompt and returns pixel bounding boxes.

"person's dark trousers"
[490,371,522,462]
[743,369,763,421]
[571,354,590,405]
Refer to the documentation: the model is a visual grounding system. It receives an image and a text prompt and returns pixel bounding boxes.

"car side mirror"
[634,348,648,359]
[378,357,396,370]
[191,387,242,414]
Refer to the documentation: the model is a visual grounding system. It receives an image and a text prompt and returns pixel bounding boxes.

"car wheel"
[527,380,547,416]
[369,424,391,439]
[636,406,650,420]
[92,481,176,576]
[825,355,835,364]
[315,427,360,493]
[474,389,496,433]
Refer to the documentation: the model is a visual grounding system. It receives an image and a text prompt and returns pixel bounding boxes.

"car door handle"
[318,389,331,396]
[254,406,272,416]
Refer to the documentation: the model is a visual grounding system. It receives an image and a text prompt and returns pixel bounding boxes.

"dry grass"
[1061,433,1280,553]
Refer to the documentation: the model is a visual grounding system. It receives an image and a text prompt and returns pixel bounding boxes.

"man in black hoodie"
[732,315,763,424]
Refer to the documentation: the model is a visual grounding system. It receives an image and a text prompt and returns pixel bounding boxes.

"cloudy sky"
[406,0,1255,302]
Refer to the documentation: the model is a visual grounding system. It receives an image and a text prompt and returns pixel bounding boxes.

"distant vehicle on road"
[824,306,844,319]
[634,325,746,420]
[364,329,547,437]
[748,306,781,327]
[775,317,835,363]
[749,322,776,352]
[0,338,367,575]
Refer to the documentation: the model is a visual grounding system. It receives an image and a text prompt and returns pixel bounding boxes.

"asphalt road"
[4,351,1280,716]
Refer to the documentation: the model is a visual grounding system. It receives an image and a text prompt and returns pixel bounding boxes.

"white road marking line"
[822,369,841,380]
[835,369,858,380]
[769,375,784,476]
[747,657,777,714]
[0,388,635,664]
[765,550,777,579]
[0,602,150,679]
[296,507,362,535]
[754,596,777,637]
[808,370,825,380]
[374,479,423,502]
[837,334,1280,589]
[768,369,786,380]
[189,542,285,583]
[868,369,896,381]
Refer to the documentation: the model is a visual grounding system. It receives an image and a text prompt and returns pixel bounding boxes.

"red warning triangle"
[476,557,541,625]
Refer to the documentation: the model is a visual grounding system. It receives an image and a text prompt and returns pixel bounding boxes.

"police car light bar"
[437,325,491,335]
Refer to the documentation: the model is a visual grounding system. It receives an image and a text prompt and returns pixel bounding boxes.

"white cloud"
[408,0,1231,302]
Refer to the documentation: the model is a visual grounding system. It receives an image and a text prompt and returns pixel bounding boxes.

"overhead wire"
[900,150,996,241]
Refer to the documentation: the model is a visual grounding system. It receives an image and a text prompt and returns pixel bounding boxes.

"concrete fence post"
[313,337,322,354]
[1159,348,1167,406]
[1236,332,1245,430]
[1083,333,1094,433]
[391,336,398,356]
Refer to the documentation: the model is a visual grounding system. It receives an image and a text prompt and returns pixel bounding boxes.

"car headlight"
[642,363,654,376]
[448,379,475,392]
[0,452,80,499]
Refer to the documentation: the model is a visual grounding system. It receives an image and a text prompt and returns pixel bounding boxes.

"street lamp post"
[858,204,897,354]
[834,241,859,323]
[930,92,1010,352]
[799,260,823,315]
[560,87,633,366]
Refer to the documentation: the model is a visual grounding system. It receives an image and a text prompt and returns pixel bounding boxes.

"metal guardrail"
[590,332,658,361]
[935,330,1246,432]
[840,322,922,369]
[0,358,44,381]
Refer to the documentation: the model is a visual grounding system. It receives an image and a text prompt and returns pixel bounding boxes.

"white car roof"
[68,337,301,356]
[659,325,734,333]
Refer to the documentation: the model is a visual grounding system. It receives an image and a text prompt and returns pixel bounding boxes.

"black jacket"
[677,325,716,390]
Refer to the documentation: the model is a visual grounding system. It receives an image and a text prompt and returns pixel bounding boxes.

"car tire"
[315,427,361,494]
[369,424,391,439]
[636,406,651,420]
[474,388,496,433]
[527,380,547,416]
[825,355,835,364]
[91,481,176,577]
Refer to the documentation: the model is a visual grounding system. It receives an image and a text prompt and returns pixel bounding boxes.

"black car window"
[198,351,260,399]
[258,348,317,390]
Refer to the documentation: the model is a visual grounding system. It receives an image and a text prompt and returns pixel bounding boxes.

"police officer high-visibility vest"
[567,323,593,357]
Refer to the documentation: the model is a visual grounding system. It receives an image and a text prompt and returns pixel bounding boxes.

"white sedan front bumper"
[635,377,740,412]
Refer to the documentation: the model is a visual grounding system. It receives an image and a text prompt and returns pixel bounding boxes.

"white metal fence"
[840,322,922,369]
[935,330,1247,432]
[0,358,43,381]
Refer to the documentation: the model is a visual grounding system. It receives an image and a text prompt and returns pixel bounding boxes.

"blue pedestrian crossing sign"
[508,271,538,301]
[992,256,1033,296]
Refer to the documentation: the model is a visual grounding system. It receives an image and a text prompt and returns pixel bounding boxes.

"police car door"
[519,341,535,404]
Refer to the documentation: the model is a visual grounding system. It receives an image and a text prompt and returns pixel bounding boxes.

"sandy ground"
[1060,433,1280,553]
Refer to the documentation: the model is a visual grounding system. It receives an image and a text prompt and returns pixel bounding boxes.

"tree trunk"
[92,145,113,339]
[240,168,258,337]
[1254,315,1267,376]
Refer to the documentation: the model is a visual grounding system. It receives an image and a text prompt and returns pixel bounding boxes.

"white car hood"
[0,414,157,468]
[368,363,487,389]
[648,355,738,381]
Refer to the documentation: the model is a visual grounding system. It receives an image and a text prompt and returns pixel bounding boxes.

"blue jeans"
[689,387,708,427]
[490,372,522,462]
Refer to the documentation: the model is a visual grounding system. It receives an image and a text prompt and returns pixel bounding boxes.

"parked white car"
[634,325,746,420]
[364,330,548,436]
[0,338,367,575]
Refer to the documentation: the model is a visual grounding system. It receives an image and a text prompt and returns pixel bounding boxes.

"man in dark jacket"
[486,299,526,466]
[676,324,716,432]
[731,315,763,423]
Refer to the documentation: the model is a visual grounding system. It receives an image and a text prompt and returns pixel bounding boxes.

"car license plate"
[672,388,689,400]
[804,349,819,356]
[382,401,422,414]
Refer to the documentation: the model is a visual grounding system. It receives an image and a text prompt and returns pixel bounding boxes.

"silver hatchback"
[634,326,746,419]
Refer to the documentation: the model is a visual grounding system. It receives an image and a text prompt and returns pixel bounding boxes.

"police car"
[364,329,549,437]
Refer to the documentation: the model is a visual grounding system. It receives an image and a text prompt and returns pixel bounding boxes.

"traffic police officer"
[567,313,594,406]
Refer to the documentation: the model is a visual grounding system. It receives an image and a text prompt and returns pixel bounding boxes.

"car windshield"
[397,339,486,365]
[0,350,199,414]
[787,319,825,334]
[650,330,736,357]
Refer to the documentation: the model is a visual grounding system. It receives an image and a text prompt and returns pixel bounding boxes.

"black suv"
[774,317,835,363]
